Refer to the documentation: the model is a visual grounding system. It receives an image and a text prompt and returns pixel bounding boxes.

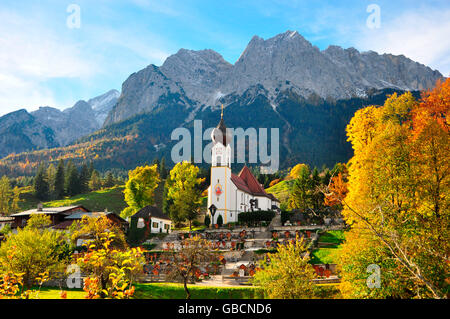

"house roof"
[0,217,14,222]
[53,212,128,230]
[52,220,75,230]
[230,166,279,202]
[132,206,171,221]
[10,205,88,217]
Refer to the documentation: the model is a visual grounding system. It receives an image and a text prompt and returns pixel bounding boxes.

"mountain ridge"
[104,30,443,126]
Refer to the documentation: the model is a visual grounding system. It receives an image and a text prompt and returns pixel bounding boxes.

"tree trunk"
[184,278,191,300]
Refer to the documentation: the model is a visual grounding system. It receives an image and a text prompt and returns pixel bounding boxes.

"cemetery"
[140,210,345,287]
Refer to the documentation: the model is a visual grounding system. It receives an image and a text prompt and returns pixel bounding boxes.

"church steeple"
[211,104,231,146]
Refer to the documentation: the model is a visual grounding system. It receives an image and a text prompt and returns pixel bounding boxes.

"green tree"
[103,172,115,188]
[46,164,56,197]
[160,157,167,179]
[34,164,49,201]
[167,162,204,231]
[65,162,80,197]
[79,164,90,194]
[204,215,210,227]
[54,159,65,199]
[216,214,223,228]
[121,165,160,219]
[288,165,313,210]
[252,238,316,299]
[89,170,102,191]
[0,176,12,214]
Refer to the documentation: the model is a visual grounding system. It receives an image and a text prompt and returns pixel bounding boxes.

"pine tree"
[160,157,167,179]
[79,164,90,194]
[54,159,65,199]
[103,172,115,188]
[34,164,49,201]
[65,162,80,197]
[0,176,11,214]
[89,170,102,191]
[46,164,56,198]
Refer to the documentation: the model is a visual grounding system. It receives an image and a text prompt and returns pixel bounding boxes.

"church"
[207,107,280,225]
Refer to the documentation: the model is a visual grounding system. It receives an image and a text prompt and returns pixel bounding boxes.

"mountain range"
[0,90,119,158]
[0,30,444,175]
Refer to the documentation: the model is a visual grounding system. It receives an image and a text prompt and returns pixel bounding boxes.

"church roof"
[231,166,279,202]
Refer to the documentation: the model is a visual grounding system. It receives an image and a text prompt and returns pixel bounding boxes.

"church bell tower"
[208,105,232,225]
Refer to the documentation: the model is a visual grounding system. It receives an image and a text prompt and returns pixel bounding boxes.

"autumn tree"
[252,237,316,299]
[76,231,145,299]
[121,165,160,219]
[164,235,218,299]
[323,173,348,209]
[331,86,449,299]
[288,163,308,180]
[0,214,69,289]
[70,215,127,250]
[167,162,204,231]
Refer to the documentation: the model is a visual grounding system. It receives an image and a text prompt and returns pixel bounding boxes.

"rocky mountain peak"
[102,30,443,126]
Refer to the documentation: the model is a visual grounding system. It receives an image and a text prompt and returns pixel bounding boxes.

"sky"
[0,0,449,116]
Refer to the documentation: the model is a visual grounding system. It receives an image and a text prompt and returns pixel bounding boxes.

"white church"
[207,107,280,225]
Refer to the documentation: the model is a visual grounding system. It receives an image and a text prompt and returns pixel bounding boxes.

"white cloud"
[0,10,97,115]
[356,8,450,76]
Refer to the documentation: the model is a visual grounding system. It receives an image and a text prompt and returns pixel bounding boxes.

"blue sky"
[0,0,449,115]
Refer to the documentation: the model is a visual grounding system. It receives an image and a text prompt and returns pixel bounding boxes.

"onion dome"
[211,104,232,146]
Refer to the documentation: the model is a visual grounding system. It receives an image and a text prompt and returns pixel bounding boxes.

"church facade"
[207,108,280,225]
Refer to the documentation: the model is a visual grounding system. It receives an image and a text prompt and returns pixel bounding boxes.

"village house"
[9,204,128,236]
[10,204,90,229]
[132,205,172,234]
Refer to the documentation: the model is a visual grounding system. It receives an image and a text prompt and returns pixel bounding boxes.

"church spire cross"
[221,104,224,119]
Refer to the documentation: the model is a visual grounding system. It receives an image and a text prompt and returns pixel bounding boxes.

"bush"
[193,220,201,227]
[204,215,210,227]
[238,210,275,226]
[216,215,223,227]
[281,211,293,225]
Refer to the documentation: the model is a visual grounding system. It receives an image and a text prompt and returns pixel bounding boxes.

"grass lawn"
[174,225,207,232]
[35,287,86,299]
[19,186,127,215]
[310,230,346,264]
[34,283,263,299]
[318,230,345,245]
[310,247,341,264]
[134,283,263,299]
